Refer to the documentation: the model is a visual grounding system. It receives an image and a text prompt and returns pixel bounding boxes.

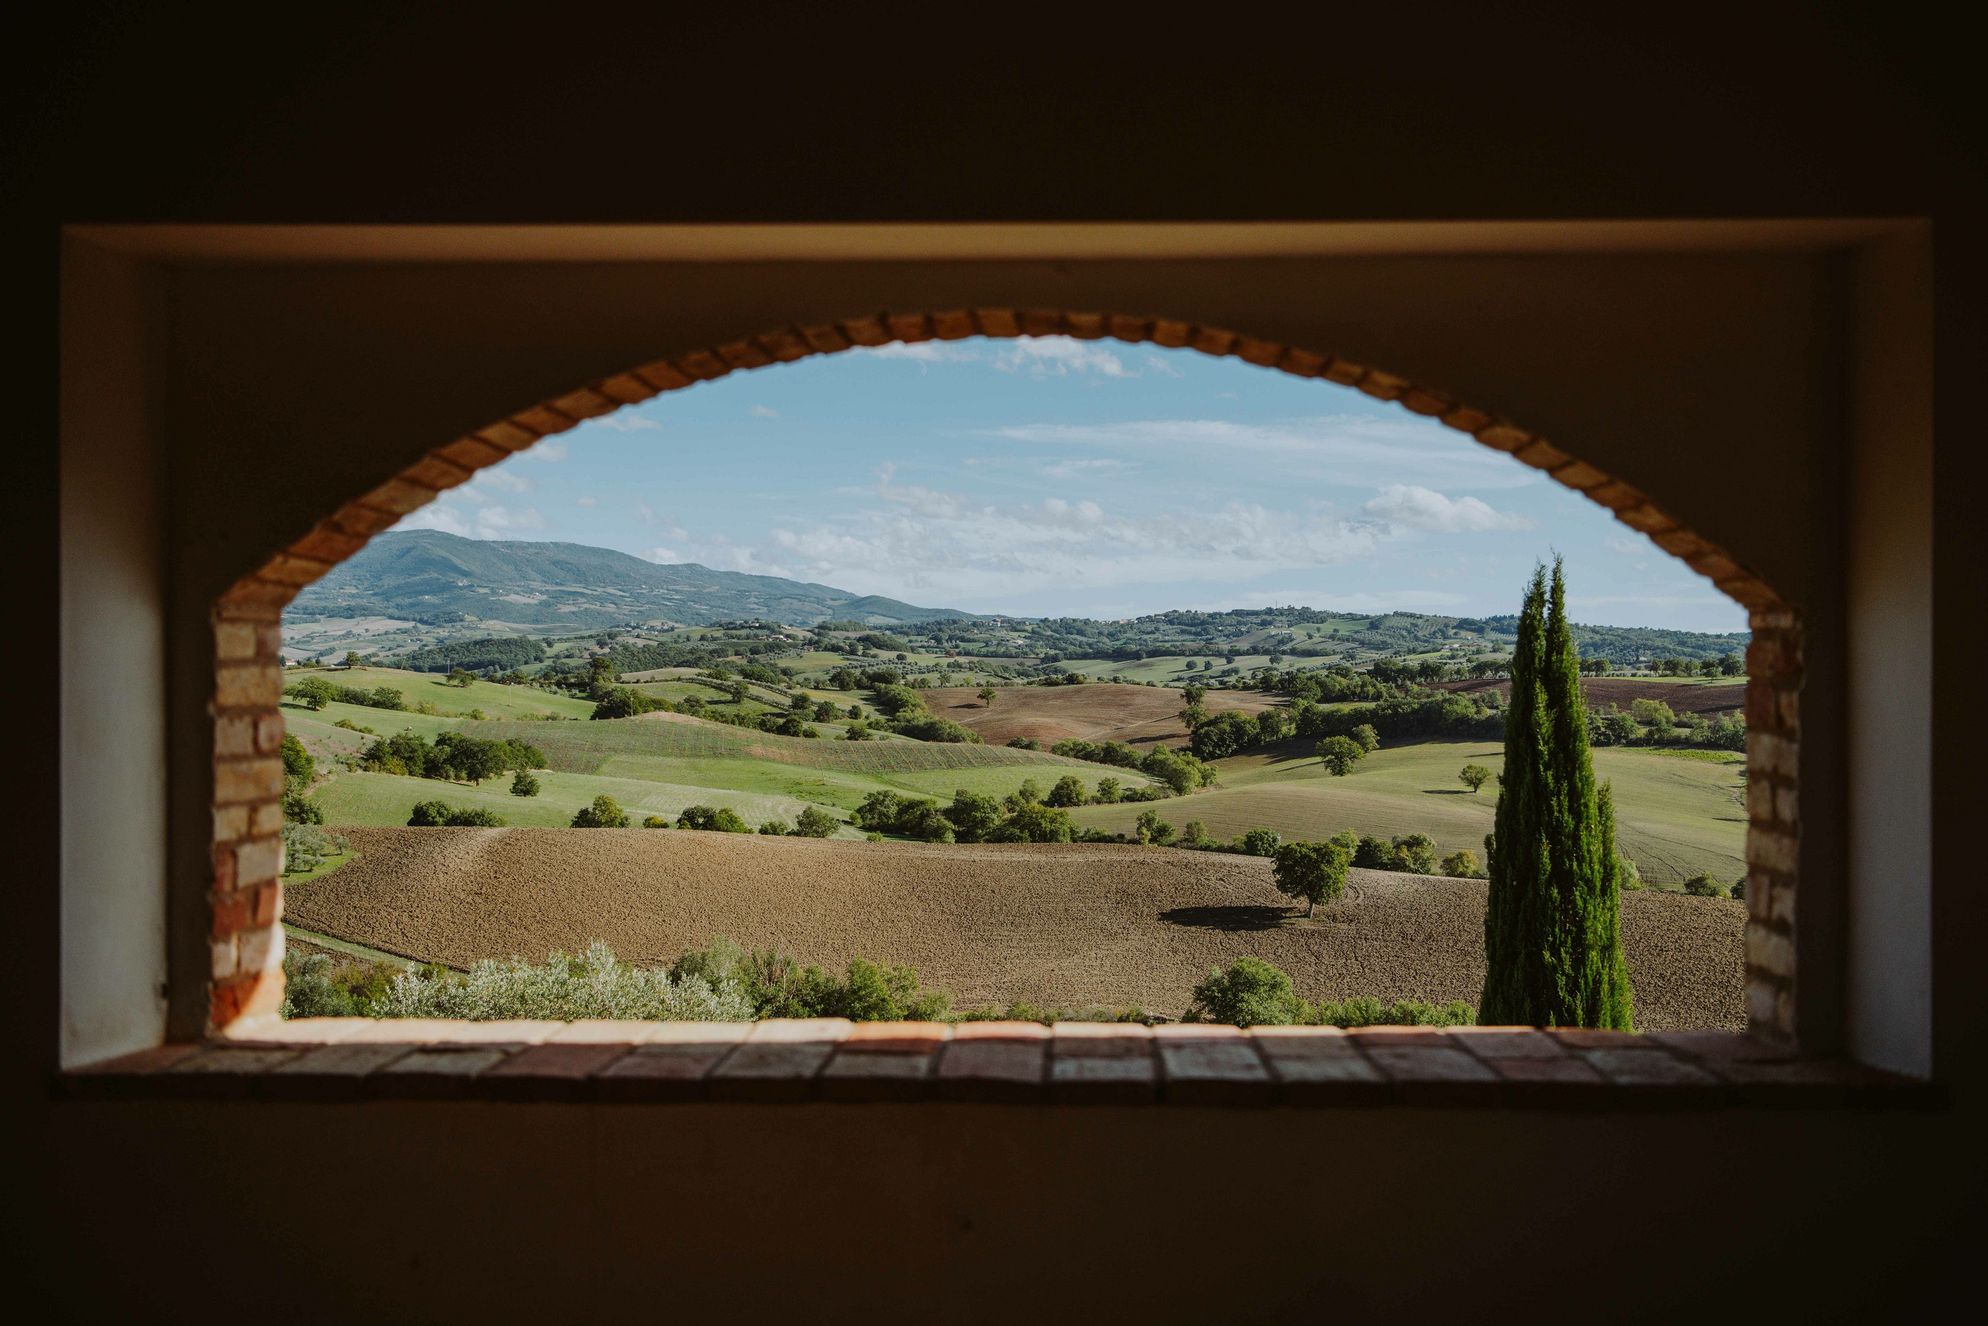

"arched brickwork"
[208,308,1804,1038]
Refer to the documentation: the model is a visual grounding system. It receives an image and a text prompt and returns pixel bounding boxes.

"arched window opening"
[209,313,1800,1042]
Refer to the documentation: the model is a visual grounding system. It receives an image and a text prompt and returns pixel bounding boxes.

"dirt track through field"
[289,828,1744,1028]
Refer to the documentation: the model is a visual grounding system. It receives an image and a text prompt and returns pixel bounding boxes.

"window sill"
[59,1020,1939,1109]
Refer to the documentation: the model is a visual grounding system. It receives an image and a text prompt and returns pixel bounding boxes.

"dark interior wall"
[8,5,1984,1318]
[34,1099,1977,1322]
[168,251,1837,607]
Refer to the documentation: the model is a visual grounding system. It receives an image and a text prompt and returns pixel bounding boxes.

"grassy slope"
[296,666,597,719]
[310,708,1148,829]
[464,712,1122,776]
[1068,737,1745,885]
[310,767,875,832]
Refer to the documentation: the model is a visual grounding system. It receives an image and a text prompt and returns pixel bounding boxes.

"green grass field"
[285,669,1741,886]
[310,767,875,832]
[293,666,597,719]
[309,709,1149,831]
[1068,737,1745,885]
[465,713,1118,776]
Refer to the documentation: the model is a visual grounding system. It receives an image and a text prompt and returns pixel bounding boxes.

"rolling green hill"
[287,529,968,629]
[1068,737,1745,886]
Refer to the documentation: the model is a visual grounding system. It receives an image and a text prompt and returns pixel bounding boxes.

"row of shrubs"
[850,785,1082,843]
[280,939,1470,1029]
[1189,957,1474,1028]
[1042,739,1217,795]
[359,730,546,783]
[281,938,944,1022]
[399,793,845,837]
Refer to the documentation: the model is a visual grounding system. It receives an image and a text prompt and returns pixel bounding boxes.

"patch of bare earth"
[921,682,1276,749]
[288,827,1743,1029]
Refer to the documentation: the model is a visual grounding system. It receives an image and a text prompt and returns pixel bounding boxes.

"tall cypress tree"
[1481,560,1634,1027]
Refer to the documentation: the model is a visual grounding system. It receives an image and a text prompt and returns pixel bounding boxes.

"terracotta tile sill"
[57,1020,1942,1109]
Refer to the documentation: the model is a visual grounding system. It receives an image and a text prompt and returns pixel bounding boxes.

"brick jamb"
[207,311,1800,1039]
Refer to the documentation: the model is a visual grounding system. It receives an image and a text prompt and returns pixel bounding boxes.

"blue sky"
[398,336,1746,632]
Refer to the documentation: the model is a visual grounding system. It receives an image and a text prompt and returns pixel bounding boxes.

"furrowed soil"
[288,827,1744,1029]
[920,682,1275,749]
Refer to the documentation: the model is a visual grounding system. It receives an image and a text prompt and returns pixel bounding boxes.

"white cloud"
[644,547,682,563]
[468,468,530,495]
[1042,458,1133,480]
[982,414,1542,489]
[994,335,1131,378]
[636,501,654,525]
[1604,533,1646,555]
[397,499,545,540]
[1144,355,1185,378]
[1362,485,1532,533]
[687,468,1392,604]
[575,496,598,507]
[588,412,661,433]
[747,404,780,419]
[521,441,569,462]
[855,342,979,367]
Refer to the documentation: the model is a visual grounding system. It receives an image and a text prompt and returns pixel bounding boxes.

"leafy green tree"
[282,789,324,825]
[285,676,337,711]
[1481,561,1634,1029]
[590,687,659,720]
[1353,834,1394,869]
[977,686,997,707]
[343,651,363,669]
[1315,735,1365,775]
[675,805,749,833]
[571,795,631,828]
[1180,820,1209,847]
[1274,838,1352,915]
[758,819,791,835]
[1459,763,1492,793]
[642,815,669,828]
[1093,776,1122,804]
[1237,827,1280,857]
[1044,774,1089,808]
[1440,848,1482,877]
[1683,872,1730,898]
[1188,957,1299,1026]
[852,790,906,832]
[990,801,1074,843]
[942,789,1004,842]
[1349,722,1380,753]
[1253,709,1293,746]
[792,806,839,838]
[510,770,540,797]
[1391,833,1438,875]
[1007,778,1042,808]
[280,733,315,785]
[1134,808,1175,845]
[446,668,475,688]
[587,655,615,698]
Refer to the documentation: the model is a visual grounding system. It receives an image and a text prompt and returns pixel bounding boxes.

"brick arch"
[207,308,1802,1037]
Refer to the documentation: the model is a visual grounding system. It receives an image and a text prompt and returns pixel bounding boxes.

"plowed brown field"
[288,827,1744,1029]
[920,682,1276,749]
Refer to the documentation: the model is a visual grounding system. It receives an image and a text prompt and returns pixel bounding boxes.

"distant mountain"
[285,530,971,629]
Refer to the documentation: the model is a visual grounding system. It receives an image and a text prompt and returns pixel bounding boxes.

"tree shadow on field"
[1422,789,1473,795]
[1159,904,1293,932]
